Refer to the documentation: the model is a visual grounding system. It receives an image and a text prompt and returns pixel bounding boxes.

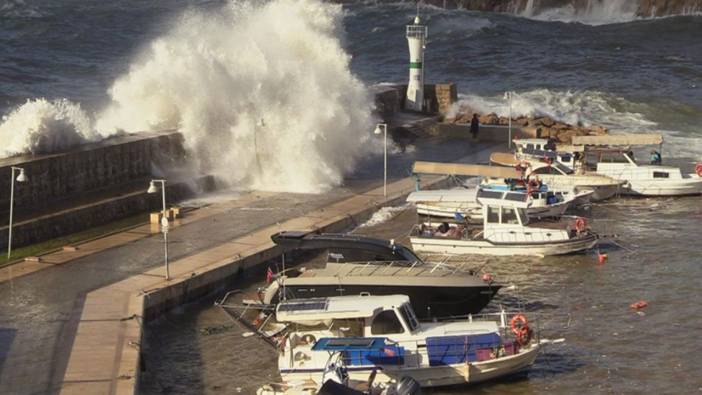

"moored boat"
[274,295,541,389]
[410,188,598,257]
[261,231,500,319]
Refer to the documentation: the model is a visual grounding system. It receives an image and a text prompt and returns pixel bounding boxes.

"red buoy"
[597,253,608,265]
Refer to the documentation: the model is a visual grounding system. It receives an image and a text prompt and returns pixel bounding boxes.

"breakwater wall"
[0,131,194,250]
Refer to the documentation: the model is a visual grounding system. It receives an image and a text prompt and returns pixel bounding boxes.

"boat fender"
[575,217,587,233]
[301,334,316,345]
[696,163,702,177]
[395,376,421,395]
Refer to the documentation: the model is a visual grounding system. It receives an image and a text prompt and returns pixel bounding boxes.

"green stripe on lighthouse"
[409,62,423,69]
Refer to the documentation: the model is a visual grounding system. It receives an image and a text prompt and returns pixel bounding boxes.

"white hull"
[417,199,569,220]
[410,234,597,256]
[281,344,539,388]
[624,177,702,196]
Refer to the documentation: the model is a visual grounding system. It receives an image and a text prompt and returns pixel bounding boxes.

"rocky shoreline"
[446,110,608,143]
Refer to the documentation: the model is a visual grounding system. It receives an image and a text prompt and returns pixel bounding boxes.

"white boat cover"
[407,188,477,203]
[572,134,663,146]
[413,161,522,178]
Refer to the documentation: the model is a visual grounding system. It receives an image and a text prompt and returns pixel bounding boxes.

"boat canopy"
[407,189,477,203]
[572,134,663,146]
[276,295,410,322]
[413,161,521,179]
[475,188,530,208]
[271,231,422,264]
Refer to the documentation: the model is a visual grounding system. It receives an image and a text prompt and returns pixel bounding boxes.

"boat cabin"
[276,295,424,339]
[513,138,579,169]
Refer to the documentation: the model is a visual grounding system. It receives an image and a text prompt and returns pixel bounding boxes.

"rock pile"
[446,111,608,144]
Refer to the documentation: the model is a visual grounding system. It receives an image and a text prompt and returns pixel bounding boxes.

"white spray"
[0,98,97,157]
[0,0,374,194]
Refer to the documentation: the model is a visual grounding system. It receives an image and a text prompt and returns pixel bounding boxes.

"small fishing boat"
[273,294,541,390]
[409,161,586,221]
[259,231,500,319]
[410,188,598,257]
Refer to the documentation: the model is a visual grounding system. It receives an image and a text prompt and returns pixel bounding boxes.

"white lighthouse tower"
[405,10,427,112]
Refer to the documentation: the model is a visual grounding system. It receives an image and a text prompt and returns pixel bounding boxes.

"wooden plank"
[490,152,519,166]
[413,161,521,178]
[572,134,663,146]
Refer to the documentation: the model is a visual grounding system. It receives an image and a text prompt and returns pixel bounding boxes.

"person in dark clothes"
[470,113,479,140]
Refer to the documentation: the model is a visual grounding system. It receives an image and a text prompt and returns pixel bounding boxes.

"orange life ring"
[510,314,528,337]
[696,163,702,177]
[575,217,587,232]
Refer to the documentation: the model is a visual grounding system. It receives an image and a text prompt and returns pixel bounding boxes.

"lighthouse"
[405,12,427,112]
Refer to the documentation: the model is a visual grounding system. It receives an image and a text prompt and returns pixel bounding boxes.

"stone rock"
[533,116,555,127]
[557,129,577,143]
[479,112,500,125]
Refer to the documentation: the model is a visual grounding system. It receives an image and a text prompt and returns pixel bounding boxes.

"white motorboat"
[410,188,598,257]
[571,134,702,196]
[273,295,540,390]
[590,151,702,196]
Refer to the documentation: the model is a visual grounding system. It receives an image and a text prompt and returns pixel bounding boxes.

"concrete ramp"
[413,161,521,179]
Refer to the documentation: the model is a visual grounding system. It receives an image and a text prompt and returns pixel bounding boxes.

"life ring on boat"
[575,217,587,233]
[695,163,702,177]
[510,314,528,337]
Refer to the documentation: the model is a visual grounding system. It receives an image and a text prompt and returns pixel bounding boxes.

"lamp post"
[505,91,514,150]
[7,167,28,259]
[148,179,169,280]
[374,123,388,197]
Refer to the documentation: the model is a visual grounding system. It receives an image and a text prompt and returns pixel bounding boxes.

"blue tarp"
[426,333,502,366]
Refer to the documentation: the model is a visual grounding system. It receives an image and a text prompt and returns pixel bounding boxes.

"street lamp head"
[147,180,159,194]
[374,124,384,135]
[15,168,27,183]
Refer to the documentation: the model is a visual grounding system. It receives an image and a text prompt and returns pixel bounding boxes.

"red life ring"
[695,163,702,177]
[510,314,528,337]
[575,217,587,232]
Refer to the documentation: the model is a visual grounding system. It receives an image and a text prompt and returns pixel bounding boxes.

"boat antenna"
[281,252,286,301]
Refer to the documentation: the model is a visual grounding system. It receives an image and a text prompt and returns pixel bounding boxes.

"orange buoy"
[597,252,608,264]
[630,300,648,309]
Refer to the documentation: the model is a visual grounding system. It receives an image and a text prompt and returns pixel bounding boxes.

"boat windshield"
[399,303,419,332]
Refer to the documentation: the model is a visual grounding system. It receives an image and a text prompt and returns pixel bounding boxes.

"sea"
[1,0,701,394]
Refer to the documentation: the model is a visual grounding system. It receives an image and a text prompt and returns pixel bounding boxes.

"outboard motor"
[395,376,421,395]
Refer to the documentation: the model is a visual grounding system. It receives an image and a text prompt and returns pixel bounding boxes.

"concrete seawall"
[0,131,191,250]
[59,174,450,395]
